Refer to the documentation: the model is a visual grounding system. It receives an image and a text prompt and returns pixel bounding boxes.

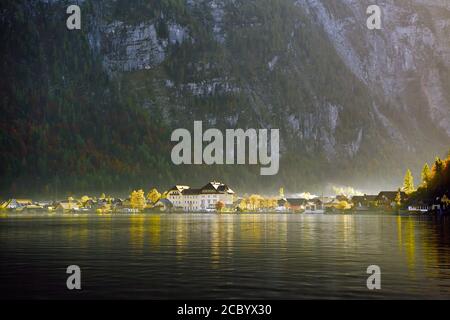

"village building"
[305,198,324,212]
[376,191,407,208]
[23,204,46,212]
[1,199,33,210]
[56,201,80,212]
[335,195,350,202]
[166,181,235,212]
[351,194,378,210]
[407,201,429,213]
[153,198,174,212]
[285,198,307,212]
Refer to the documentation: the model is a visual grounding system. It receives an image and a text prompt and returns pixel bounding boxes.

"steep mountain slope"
[1,0,449,196]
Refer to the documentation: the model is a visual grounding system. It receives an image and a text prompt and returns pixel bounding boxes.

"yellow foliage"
[215,201,225,212]
[403,169,415,194]
[335,201,351,210]
[442,195,450,206]
[160,191,168,199]
[130,189,146,211]
[147,188,161,204]
[239,198,248,211]
[248,194,263,211]
[96,204,112,214]
[80,195,91,207]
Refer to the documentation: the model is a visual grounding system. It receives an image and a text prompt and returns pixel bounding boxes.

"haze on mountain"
[1,0,450,197]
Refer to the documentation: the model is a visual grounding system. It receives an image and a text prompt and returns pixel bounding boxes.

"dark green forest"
[1,0,447,197]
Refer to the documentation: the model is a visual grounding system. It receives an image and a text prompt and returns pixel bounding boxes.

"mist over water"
[1,213,450,299]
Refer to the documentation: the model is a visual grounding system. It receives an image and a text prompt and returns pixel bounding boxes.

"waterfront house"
[23,204,46,212]
[286,198,307,212]
[1,199,33,210]
[234,198,244,211]
[305,198,324,212]
[376,191,407,208]
[407,201,429,213]
[153,198,173,212]
[308,198,324,210]
[428,196,449,213]
[166,181,235,212]
[336,195,350,202]
[56,201,80,212]
[351,194,377,210]
[166,185,190,209]
[324,198,341,208]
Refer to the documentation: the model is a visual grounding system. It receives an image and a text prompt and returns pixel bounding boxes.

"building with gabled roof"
[376,191,407,208]
[1,199,33,210]
[166,181,235,212]
[351,194,378,210]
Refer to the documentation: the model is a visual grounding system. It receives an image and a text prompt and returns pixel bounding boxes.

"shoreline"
[0,210,445,217]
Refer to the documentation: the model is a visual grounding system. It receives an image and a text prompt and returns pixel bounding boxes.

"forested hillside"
[1,0,449,197]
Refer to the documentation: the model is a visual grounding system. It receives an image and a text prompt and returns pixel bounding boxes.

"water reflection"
[1,213,450,299]
[148,215,161,249]
[129,215,145,252]
[175,215,188,259]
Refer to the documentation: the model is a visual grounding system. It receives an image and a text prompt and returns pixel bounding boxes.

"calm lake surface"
[1,212,450,299]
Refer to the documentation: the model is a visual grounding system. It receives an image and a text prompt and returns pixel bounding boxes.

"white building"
[166,181,235,212]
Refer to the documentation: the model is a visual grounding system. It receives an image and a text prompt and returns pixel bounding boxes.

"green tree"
[433,157,444,178]
[403,169,415,194]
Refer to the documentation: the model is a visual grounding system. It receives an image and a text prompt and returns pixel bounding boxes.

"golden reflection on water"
[97,214,112,244]
[225,216,235,255]
[342,214,355,244]
[66,215,89,249]
[395,216,450,280]
[406,218,416,274]
[211,216,221,267]
[396,216,416,274]
[239,214,263,246]
[129,214,145,252]
[175,216,188,259]
[148,215,161,249]
[4,212,450,286]
[397,215,402,250]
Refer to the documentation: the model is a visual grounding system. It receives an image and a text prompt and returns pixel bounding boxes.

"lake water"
[1,212,450,299]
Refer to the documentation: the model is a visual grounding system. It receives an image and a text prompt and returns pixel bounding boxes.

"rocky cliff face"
[2,0,450,194]
[297,0,450,139]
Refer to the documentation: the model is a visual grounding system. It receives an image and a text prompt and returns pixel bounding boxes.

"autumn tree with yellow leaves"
[215,201,225,212]
[402,169,415,194]
[248,194,263,211]
[147,188,161,205]
[238,198,248,211]
[130,189,146,211]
